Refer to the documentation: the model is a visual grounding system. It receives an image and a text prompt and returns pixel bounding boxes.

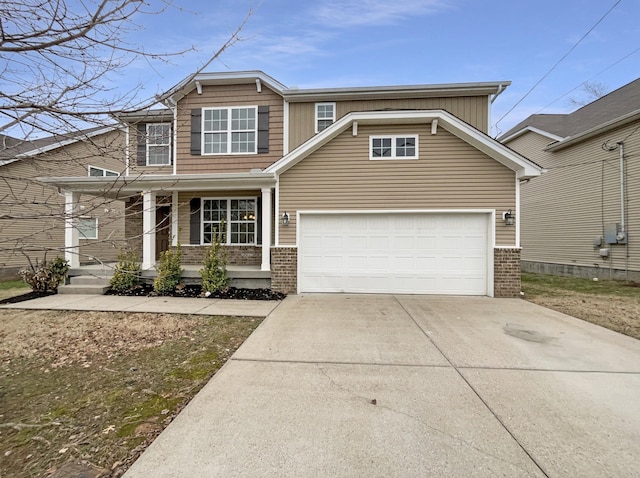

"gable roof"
[500,77,640,145]
[0,126,119,167]
[265,109,543,179]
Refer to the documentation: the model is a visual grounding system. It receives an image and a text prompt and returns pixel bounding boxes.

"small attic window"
[315,102,335,133]
[370,135,418,160]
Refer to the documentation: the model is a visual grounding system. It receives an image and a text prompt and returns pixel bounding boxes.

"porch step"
[58,276,111,295]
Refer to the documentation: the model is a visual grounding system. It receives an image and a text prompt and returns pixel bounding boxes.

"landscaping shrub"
[19,256,70,292]
[110,250,141,292]
[200,225,229,294]
[154,243,183,296]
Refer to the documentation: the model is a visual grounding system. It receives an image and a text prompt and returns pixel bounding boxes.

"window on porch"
[202,198,257,245]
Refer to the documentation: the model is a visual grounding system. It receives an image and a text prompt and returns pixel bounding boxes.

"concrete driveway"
[124,295,640,477]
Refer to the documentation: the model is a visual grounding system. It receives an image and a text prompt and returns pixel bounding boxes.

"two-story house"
[41,71,542,296]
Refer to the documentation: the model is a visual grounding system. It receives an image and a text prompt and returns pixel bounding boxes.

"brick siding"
[180,245,261,265]
[271,247,297,294]
[494,248,521,298]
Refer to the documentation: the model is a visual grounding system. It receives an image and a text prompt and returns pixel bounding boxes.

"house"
[0,127,126,279]
[500,78,640,281]
[40,71,542,296]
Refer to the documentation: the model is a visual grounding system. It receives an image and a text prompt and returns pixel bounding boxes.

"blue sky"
[86,0,640,136]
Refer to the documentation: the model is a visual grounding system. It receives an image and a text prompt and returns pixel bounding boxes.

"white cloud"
[312,0,452,28]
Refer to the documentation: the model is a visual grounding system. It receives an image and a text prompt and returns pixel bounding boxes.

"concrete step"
[58,283,110,295]
[69,275,111,286]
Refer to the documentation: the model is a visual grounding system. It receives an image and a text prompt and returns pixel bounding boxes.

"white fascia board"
[266,110,543,179]
[37,172,276,197]
[500,126,564,144]
[16,125,121,158]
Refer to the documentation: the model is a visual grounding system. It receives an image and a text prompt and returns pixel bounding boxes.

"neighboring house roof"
[265,109,543,180]
[0,125,120,167]
[500,78,640,147]
[167,70,511,103]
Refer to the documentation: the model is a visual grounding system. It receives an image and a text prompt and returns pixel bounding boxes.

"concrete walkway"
[0,293,279,317]
[121,294,640,477]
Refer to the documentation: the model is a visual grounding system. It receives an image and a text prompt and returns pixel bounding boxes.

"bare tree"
[566,81,609,108]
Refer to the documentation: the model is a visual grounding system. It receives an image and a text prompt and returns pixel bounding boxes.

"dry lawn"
[0,308,262,478]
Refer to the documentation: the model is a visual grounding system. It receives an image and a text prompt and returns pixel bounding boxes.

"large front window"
[202,198,257,244]
[203,107,257,154]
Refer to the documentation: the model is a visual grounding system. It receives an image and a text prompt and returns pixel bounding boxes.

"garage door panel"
[299,213,489,295]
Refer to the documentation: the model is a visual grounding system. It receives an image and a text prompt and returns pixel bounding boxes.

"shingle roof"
[500,77,640,140]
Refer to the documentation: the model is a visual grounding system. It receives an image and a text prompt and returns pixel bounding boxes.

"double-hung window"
[370,135,419,160]
[88,166,119,177]
[146,123,172,165]
[315,102,335,133]
[202,198,257,245]
[203,107,257,154]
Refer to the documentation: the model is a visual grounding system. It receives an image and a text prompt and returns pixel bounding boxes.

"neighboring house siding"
[504,133,555,166]
[0,130,126,274]
[278,124,516,245]
[288,96,489,151]
[176,84,284,174]
[516,121,640,275]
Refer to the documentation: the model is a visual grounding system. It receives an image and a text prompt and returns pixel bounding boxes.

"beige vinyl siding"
[288,96,489,151]
[505,132,555,167]
[0,130,126,271]
[278,124,516,246]
[176,84,284,174]
[518,121,640,273]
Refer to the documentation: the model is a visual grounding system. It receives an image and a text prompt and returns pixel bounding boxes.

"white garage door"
[298,213,489,295]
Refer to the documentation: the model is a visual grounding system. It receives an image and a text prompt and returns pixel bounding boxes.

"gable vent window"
[88,166,119,177]
[203,107,257,154]
[315,102,335,133]
[370,135,418,160]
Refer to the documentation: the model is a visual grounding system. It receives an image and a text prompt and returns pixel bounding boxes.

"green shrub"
[19,256,69,292]
[200,225,229,294]
[154,243,183,296]
[110,250,141,292]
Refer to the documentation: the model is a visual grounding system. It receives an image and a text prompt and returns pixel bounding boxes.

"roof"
[167,70,511,103]
[500,77,640,144]
[0,126,119,167]
[265,109,543,180]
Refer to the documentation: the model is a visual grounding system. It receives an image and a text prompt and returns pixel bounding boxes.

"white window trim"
[146,123,172,166]
[201,197,258,245]
[88,165,119,177]
[369,134,419,160]
[201,106,258,155]
[315,102,336,133]
[77,216,98,240]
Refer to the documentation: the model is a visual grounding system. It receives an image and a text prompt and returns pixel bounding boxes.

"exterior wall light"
[503,209,515,226]
[281,211,290,226]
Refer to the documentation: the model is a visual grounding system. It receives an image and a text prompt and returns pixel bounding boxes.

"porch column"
[64,191,80,268]
[171,191,179,246]
[261,187,272,271]
[142,191,156,270]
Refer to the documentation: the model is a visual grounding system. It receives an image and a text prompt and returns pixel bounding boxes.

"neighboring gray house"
[500,78,640,281]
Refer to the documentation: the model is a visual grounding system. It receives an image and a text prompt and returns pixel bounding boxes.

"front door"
[156,206,171,259]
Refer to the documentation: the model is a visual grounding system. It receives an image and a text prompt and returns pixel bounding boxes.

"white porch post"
[142,191,156,270]
[261,187,272,271]
[171,191,179,246]
[64,191,80,268]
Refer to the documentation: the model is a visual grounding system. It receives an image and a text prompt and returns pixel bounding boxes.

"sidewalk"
[0,293,280,317]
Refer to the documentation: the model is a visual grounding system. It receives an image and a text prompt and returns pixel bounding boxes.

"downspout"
[617,141,625,234]
[490,84,507,104]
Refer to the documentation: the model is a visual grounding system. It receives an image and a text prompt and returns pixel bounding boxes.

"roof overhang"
[115,109,173,123]
[169,71,288,102]
[37,172,277,199]
[265,109,543,179]
[545,109,640,152]
[500,125,564,144]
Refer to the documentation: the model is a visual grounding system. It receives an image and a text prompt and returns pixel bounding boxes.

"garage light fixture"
[281,211,290,226]
[502,209,515,226]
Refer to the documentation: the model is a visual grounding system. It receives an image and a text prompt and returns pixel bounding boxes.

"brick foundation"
[271,247,297,294]
[179,245,261,266]
[494,248,521,298]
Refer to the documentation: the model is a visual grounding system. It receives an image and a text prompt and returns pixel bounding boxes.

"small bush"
[200,226,229,294]
[110,250,141,292]
[19,256,69,292]
[154,244,183,296]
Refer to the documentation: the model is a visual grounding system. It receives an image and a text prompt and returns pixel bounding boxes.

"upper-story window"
[88,165,119,177]
[202,107,257,154]
[315,102,335,133]
[146,123,172,165]
[370,135,419,160]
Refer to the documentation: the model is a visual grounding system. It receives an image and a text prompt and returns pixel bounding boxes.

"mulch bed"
[0,290,55,305]
[106,283,286,300]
